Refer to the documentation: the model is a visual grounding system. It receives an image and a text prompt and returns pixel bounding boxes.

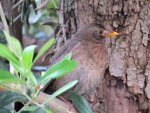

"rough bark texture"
[56,0,150,113]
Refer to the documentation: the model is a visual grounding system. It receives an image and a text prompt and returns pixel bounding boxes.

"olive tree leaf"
[70,92,93,113]
[0,90,26,107]
[22,45,37,71]
[0,69,25,84]
[3,30,22,60]
[33,38,54,64]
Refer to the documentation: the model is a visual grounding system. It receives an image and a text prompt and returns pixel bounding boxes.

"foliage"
[16,0,58,37]
[0,31,78,113]
[70,92,93,113]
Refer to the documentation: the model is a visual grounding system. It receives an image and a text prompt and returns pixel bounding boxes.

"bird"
[43,23,118,98]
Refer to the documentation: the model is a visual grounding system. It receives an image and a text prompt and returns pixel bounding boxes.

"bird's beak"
[103,31,119,37]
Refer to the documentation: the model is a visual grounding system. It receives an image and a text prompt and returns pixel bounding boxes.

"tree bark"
[2,0,22,44]
[56,0,150,113]
[12,8,23,45]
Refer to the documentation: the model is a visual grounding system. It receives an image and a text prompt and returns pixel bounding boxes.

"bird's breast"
[72,41,108,70]
[51,41,109,98]
[68,41,108,96]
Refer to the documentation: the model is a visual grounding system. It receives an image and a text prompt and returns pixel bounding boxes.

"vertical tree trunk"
[2,0,22,44]
[57,0,150,113]
[12,8,23,45]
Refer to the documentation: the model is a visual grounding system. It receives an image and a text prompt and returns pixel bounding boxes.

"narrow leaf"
[51,80,78,99]
[3,30,22,60]
[0,108,11,113]
[0,90,26,107]
[0,69,25,84]
[40,53,77,84]
[29,72,37,85]
[33,38,54,64]
[12,62,24,76]
[0,44,20,66]
[22,45,37,71]
[43,80,78,104]
[70,92,93,113]
[22,105,39,111]
[0,44,26,75]
[62,53,72,60]
[40,59,77,86]
[43,108,53,113]
[36,0,50,10]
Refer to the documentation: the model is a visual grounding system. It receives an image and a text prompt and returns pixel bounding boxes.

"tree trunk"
[57,0,150,113]
[2,0,22,44]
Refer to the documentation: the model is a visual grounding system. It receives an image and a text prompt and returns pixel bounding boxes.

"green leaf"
[0,108,11,113]
[12,63,24,76]
[0,104,13,112]
[0,44,20,66]
[40,53,77,85]
[33,38,54,64]
[0,44,23,74]
[47,0,57,14]
[22,45,37,71]
[36,0,49,10]
[22,105,39,111]
[0,69,25,84]
[43,108,53,113]
[41,60,77,86]
[0,90,26,107]
[3,30,22,60]
[70,92,93,113]
[51,80,78,99]
[43,80,78,104]
[62,53,72,60]
[9,37,22,60]
[28,72,37,86]
[48,0,57,8]
[21,103,50,113]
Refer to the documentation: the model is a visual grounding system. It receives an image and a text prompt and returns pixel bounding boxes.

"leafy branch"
[0,31,78,112]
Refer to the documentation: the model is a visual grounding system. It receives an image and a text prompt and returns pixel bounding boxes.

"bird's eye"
[99,30,103,35]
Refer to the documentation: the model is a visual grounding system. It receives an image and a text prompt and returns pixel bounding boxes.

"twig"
[35,0,50,10]
[12,0,25,10]
[17,99,33,113]
[0,2,9,32]
[35,92,71,113]
[13,14,21,23]
[0,1,15,74]
[59,0,67,42]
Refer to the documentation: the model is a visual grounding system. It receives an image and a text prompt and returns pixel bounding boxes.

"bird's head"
[78,23,118,43]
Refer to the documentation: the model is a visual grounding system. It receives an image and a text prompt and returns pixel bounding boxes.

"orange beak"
[103,31,119,37]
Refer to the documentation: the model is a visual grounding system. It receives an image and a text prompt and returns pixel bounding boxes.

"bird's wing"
[42,38,81,92]
[49,39,79,66]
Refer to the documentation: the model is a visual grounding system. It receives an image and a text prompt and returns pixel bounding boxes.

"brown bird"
[43,23,118,98]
